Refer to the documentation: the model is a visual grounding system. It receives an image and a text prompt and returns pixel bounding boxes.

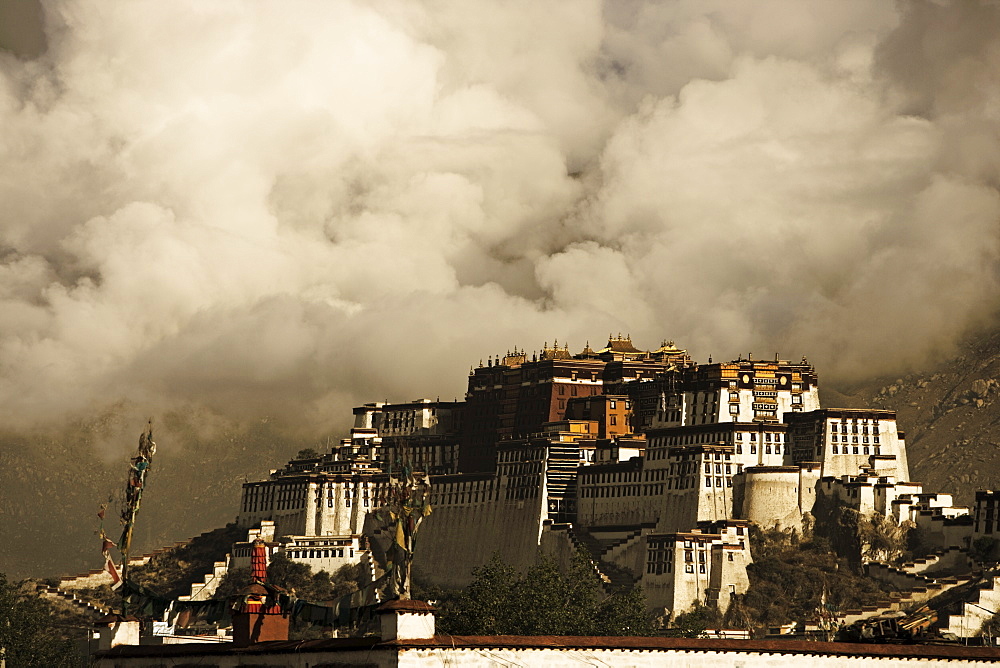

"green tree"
[593,587,654,636]
[743,528,891,634]
[970,536,999,567]
[266,555,337,601]
[664,602,721,637]
[0,574,82,667]
[858,513,911,563]
[439,554,518,634]
[436,553,652,636]
[216,559,359,602]
[213,566,253,600]
[979,611,1000,641]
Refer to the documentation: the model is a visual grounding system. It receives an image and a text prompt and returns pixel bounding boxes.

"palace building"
[231,335,969,622]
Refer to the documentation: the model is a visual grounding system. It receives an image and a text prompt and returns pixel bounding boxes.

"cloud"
[0,0,998,435]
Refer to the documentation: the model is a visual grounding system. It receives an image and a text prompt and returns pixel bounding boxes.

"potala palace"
[195,337,991,629]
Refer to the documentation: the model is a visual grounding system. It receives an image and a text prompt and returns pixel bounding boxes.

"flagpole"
[116,421,156,616]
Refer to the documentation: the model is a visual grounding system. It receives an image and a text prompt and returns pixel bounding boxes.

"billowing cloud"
[1,0,998,437]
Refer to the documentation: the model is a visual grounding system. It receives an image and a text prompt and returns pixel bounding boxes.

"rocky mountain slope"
[824,328,1000,505]
[0,410,308,580]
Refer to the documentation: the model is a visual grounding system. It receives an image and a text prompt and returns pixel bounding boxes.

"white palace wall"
[412,474,547,588]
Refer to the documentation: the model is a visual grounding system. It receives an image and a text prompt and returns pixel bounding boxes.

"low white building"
[642,520,752,616]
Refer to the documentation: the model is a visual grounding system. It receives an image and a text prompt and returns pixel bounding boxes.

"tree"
[216,558,359,602]
[265,555,338,601]
[0,574,82,667]
[436,553,653,636]
[440,554,518,635]
[295,448,320,460]
[743,528,891,634]
[858,513,911,563]
[665,603,721,637]
[970,536,999,567]
[213,566,253,600]
[979,611,1000,641]
[593,587,654,636]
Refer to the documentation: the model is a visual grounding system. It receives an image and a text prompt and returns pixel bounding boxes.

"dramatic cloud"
[1,0,998,435]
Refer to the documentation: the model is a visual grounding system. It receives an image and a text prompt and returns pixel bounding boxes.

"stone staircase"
[38,584,110,618]
[601,523,657,566]
[867,559,975,605]
[840,592,917,625]
[177,555,231,602]
[844,553,1000,637]
[552,523,641,593]
[57,526,234,591]
[899,546,971,576]
[933,572,1000,638]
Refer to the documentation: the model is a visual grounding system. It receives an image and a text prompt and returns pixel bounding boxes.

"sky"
[1,0,999,440]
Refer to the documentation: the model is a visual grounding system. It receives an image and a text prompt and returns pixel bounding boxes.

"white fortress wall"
[739,467,803,530]
[576,460,650,527]
[413,473,546,589]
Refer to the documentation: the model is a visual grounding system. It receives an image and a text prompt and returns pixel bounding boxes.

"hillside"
[0,410,309,580]
[824,328,1000,505]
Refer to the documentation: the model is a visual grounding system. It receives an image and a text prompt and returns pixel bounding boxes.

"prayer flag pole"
[117,421,157,615]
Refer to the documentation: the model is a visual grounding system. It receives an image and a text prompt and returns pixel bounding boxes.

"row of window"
[586,471,642,484]
[582,485,644,498]
[646,563,703,574]
[650,430,786,448]
[831,434,880,443]
[831,445,881,455]
[436,490,493,505]
[286,548,353,559]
